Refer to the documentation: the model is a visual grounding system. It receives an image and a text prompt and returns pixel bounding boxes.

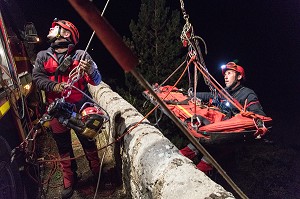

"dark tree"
[121,0,185,109]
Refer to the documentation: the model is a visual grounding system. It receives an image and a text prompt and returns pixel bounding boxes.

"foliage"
[120,0,185,115]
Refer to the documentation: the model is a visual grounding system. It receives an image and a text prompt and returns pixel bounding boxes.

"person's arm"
[244,92,266,116]
[196,92,213,102]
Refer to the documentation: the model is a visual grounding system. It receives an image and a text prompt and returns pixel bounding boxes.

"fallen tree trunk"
[89,82,234,199]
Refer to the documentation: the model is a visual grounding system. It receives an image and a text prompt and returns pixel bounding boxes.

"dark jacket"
[32,47,101,104]
[196,85,266,118]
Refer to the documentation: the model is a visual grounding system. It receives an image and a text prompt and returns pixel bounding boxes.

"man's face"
[224,69,238,88]
[47,25,60,39]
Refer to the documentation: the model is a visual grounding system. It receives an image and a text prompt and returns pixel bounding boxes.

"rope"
[36,1,113,195]
[93,56,193,153]
[179,1,248,198]
[29,55,193,194]
[159,55,188,87]
[179,8,214,101]
[62,0,111,100]
[194,60,244,112]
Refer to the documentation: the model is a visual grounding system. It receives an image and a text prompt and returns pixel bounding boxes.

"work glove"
[53,82,67,93]
[79,59,94,75]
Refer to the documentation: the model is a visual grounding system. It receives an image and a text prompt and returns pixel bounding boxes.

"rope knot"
[240,111,255,117]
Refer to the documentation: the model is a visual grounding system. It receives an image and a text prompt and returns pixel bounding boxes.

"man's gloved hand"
[79,59,94,75]
[53,82,67,93]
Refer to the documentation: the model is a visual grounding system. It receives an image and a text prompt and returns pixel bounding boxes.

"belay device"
[47,98,107,139]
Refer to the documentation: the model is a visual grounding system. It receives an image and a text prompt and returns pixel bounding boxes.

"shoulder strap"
[46,51,59,64]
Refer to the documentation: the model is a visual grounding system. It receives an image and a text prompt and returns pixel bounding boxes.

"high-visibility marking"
[0,100,10,118]
[177,105,192,117]
[14,56,29,61]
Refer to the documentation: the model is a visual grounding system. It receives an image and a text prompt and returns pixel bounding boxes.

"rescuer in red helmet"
[180,62,266,175]
[33,19,102,199]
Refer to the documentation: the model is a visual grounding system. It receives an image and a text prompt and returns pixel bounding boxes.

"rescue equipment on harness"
[45,14,110,139]
[46,98,107,139]
[80,102,107,138]
[44,44,76,82]
[57,54,73,73]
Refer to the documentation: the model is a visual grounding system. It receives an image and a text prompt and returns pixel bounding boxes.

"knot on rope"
[240,111,255,117]
[253,117,268,138]
[61,66,84,99]
[241,111,268,138]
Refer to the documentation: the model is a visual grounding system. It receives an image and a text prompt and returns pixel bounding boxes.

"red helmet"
[222,62,245,79]
[52,19,79,45]
[81,106,103,117]
[80,106,105,139]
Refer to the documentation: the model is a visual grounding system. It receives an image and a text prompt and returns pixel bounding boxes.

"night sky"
[16,0,300,146]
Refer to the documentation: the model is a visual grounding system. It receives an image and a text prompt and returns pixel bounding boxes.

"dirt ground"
[203,139,300,199]
[36,129,126,199]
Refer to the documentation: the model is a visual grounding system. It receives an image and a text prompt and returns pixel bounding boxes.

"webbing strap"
[253,118,268,137]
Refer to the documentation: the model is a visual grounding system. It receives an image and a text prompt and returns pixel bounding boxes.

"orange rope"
[191,60,270,137]
[37,56,194,175]
[35,56,218,189]
[194,60,244,111]
[96,55,195,151]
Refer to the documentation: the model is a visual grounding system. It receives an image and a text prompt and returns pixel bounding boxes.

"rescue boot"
[60,153,78,199]
[179,144,198,160]
[61,174,79,199]
[84,147,101,177]
[196,159,213,175]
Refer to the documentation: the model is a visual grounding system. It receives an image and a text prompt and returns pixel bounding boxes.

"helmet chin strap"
[50,41,72,49]
[48,26,63,44]
[48,36,59,44]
